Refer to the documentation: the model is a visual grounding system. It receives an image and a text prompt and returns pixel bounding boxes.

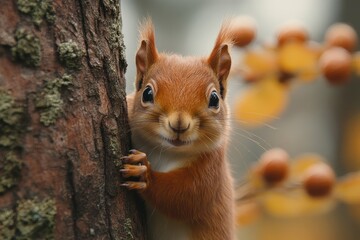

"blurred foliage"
[235,149,360,226]
[230,18,360,230]
[230,19,359,127]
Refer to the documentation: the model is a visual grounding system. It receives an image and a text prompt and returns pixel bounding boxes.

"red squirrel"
[122,19,236,240]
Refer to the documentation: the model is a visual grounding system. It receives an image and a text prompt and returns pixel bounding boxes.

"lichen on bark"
[0,208,15,239]
[102,0,127,71]
[0,90,24,193]
[58,40,83,70]
[0,198,56,240]
[0,89,24,148]
[35,74,72,126]
[11,29,41,67]
[0,90,24,148]
[121,218,135,240]
[0,151,22,194]
[16,0,55,26]
[16,198,56,240]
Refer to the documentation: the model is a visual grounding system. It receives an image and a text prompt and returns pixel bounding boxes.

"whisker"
[235,128,272,150]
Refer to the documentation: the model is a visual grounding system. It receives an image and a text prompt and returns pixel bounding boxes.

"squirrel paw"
[120,149,149,190]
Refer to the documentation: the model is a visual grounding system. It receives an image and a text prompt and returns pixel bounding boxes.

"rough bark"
[0,0,146,239]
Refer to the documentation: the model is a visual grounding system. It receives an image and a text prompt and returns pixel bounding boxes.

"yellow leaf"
[262,190,335,218]
[335,172,360,204]
[298,68,319,82]
[234,77,288,127]
[352,52,360,76]
[343,113,360,169]
[257,212,343,240]
[236,201,260,226]
[347,205,360,223]
[299,42,322,81]
[243,49,278,80]
[279,42,318,81]
[247,167,265,190]
[290,154,326,179]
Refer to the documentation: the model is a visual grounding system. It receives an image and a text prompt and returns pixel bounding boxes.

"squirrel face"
[131,54,228,153]
[130,20,232,154]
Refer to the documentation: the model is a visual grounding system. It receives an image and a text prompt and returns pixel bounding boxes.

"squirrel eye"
[209,91,220,109]
[142,86,154,104]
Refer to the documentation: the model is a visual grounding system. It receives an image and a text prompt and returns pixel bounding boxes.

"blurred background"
[121,0,360,239]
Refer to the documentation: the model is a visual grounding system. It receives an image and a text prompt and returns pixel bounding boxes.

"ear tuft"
[136,40,148,75]
[135,19,158,91]
[217,45,231,80]
[208,20,235,98]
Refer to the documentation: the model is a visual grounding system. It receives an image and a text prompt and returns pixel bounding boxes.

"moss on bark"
[0,90,24,193]
[35,74,72,126]
[58,40,83,70]
[16,0,55,26]
[11,29,41,67]
[0,198,56,240]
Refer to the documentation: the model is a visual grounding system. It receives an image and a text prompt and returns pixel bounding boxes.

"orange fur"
[125,19,237,240]
[142,148,235,240]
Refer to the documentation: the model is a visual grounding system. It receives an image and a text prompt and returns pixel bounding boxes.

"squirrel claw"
[129,149,139,154]
[120,164,147,178]
[119,149,150,190]
[121,181,147,190]
[120,156,129,162]
[120,150,147,165]
[120,156,132,164]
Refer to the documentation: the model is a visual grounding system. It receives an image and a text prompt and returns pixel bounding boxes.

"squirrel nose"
[169,122,190,134]
[167,112,191,134]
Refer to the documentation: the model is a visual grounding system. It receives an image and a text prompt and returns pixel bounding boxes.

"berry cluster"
[226,17,360,226]
[236,148,360,225]
[229,17,359,126]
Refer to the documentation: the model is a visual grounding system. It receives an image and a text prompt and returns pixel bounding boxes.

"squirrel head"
[130,19,235,154]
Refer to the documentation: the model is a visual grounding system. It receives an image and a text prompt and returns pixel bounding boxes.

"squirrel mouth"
[165,138,189,147]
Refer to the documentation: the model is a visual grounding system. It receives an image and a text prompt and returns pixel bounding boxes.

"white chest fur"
[132,134,193,172]
[147,149,190,172]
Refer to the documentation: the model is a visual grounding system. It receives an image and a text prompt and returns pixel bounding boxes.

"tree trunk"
[0,0,146,239]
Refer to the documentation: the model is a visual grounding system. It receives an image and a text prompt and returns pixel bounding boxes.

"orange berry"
[325,23,358,52]
[277,21,309,46]
[303,164,335,198]
[319,47,352,84]
[231,16,256,47]
[259,148,289,184]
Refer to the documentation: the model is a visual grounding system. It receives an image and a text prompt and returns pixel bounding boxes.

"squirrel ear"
[135,40,157,91]
[136,40,148,75]
[135,20,158,91]
[208,44,231,98]
[136,40,157,74]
